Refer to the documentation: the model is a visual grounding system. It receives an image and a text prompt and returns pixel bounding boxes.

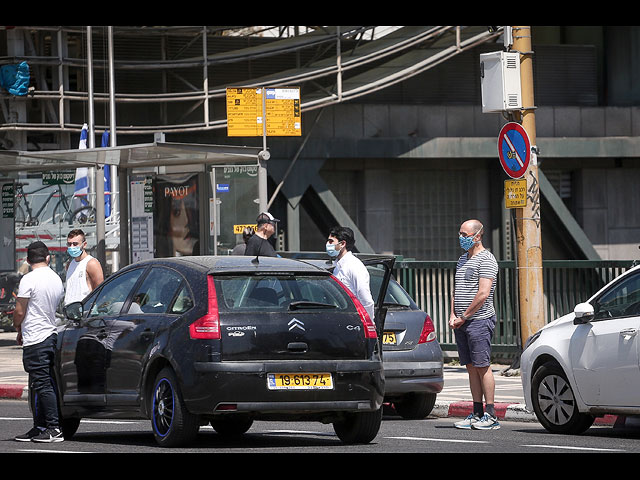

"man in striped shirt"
[449,219,500,430]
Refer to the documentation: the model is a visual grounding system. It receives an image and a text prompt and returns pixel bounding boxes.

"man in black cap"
[13,241,65,443]
[244,212,279,257]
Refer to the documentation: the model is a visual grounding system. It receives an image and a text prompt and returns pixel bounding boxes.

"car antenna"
[251,255,259,265]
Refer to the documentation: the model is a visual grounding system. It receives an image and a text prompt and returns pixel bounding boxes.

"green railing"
[394,260,636,355]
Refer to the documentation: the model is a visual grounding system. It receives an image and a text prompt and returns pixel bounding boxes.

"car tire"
[150,367,200,447]
[210,416,253,436]
[531,362,594,434]
[393,392,437,420]
[333,407,382,444]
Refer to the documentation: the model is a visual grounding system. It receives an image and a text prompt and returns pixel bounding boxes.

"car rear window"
[214,274,354,312]
[369,269,413,308]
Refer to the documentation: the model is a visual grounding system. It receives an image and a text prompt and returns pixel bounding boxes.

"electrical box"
[480,51,522,113]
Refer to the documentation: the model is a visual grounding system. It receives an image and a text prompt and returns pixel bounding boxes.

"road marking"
[522,444,625,452]
[17,449,89,454]
[387,436,489,444]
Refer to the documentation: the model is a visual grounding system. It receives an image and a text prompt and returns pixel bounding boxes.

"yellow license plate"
[267,373,333,390]
[383,332,397,345]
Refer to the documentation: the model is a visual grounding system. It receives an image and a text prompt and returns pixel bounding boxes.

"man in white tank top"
[64,229,104,306]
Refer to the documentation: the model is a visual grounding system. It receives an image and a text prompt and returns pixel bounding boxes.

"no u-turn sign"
[498,122,530,179]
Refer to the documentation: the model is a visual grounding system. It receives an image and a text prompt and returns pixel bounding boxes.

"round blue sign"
[498,122,530,179]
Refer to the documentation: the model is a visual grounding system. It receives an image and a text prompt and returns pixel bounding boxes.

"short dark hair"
[27,241,49,264]
[67,229,86,241]
[329,226,355,251]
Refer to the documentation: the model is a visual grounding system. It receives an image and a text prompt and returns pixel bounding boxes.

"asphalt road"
[2,399,640,455]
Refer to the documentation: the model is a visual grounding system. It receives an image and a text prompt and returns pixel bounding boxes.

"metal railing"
[394,260,636,355]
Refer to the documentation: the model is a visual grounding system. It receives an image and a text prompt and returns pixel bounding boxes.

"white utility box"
[480,51,522,113]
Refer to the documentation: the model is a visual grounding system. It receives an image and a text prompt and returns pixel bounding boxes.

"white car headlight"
[523,330,541,352]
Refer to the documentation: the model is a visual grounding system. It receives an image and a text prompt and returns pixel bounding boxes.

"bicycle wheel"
[68,205,96,225]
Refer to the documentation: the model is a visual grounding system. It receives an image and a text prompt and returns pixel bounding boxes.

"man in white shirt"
[64,229,104,306]
[13,241,65,443]
[326,226,375,322]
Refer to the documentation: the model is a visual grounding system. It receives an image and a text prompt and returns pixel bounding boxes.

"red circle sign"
[498,122,531,179]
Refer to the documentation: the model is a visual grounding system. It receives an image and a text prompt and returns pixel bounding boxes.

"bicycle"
[14,182,96,227]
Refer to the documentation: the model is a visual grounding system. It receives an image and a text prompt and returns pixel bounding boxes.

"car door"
[570,270,640,407]
[357,255,396,341]
[106,266,186,405]
[58,267,146,406]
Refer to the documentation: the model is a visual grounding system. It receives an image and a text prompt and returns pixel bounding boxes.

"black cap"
[256,212,280,226]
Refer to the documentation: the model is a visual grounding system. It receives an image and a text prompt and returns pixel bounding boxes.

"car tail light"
[331,274,377,339]
[418,314,436,344]
[189,275,220,340]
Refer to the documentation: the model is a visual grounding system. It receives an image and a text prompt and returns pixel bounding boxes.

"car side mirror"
[573,302,594,325]
[64,301,84,322]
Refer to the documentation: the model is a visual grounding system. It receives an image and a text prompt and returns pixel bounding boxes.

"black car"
[53,255,394,447]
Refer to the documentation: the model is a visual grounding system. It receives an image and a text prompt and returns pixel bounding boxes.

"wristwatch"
[460,313,468,321]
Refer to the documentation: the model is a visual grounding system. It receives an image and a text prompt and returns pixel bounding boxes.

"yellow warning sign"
[226,87,301,137]
[504,179,527,208]
[233,224,257,234]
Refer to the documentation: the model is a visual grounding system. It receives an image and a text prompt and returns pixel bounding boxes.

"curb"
[433,401,538,423]
[0,384,28,401]
[434,400,628,426]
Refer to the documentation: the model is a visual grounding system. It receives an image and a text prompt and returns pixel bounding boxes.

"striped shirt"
[454,249,498,320]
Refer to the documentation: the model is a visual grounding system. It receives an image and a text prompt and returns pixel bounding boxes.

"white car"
[521,264,640,434]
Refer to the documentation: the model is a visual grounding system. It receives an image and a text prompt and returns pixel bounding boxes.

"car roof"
[129,255,330,275]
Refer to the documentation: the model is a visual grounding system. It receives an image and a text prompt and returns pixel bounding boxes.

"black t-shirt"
[244,234,276,257]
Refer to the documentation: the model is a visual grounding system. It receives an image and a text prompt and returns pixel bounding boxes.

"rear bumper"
[382,361,444,395]
[187,359,384,415]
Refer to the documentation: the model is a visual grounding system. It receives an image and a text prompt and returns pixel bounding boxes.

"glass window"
[593,272,640,320]
[88,269,145,317]
[126,266,185,314]
[368,267,412,308]
[214,275,352,312]
[170,285,194,314]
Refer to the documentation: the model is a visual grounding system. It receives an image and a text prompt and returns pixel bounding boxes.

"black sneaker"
[31,427,64,443]
[15,427,42,442]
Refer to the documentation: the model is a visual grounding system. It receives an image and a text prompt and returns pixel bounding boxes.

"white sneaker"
[454,413,481,429]
[471,413,501,430]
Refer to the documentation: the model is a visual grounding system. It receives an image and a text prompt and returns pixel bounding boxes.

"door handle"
[287,342,308,353]
[620,328,638,339]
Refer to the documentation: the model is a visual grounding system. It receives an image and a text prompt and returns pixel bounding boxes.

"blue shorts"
[454,315,497,367]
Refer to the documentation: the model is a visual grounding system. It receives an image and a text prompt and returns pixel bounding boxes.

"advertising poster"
[154,174,200,257]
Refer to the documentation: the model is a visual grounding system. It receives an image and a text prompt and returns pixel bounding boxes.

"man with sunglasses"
[449,219,499,430]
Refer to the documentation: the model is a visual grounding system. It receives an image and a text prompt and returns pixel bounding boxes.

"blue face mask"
[326,243,341,258]
[459,234,476,251]
[67,246,83,258]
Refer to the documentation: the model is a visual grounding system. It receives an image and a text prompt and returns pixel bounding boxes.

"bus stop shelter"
[0,142,263,274]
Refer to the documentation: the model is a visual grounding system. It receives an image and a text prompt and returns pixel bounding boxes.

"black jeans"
[22,333,59,429]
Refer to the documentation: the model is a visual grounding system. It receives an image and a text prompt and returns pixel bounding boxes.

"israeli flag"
[73,124,90,214]
[101,130,111,217]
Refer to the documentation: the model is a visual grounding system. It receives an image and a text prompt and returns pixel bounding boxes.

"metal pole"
[87,26,105,267]
[108,26,119,271]
[86,27,95,148]
[512,26,545,348]
[258,87,268,213]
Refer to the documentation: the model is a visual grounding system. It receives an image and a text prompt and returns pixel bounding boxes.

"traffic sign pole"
[512,26,545,351]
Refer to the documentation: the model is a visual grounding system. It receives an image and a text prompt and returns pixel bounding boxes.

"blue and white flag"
[101,130,111,218]
[73,124,90,214]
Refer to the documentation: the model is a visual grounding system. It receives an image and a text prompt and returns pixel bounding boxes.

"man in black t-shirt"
[244,212,279,257]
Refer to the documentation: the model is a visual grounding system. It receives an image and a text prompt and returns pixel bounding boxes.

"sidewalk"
[0,331,622,426]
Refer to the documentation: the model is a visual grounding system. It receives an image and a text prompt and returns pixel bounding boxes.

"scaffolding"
[0,26,502,144]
